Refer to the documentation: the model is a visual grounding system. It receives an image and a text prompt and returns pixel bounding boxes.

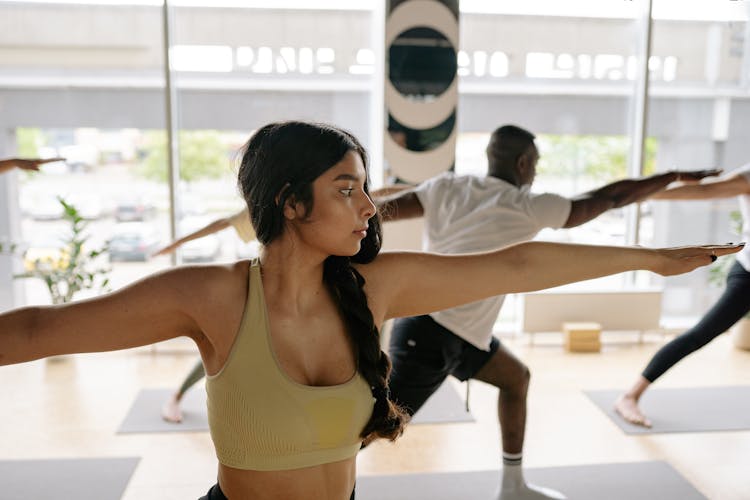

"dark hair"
[237,121,408,442]
[486,124,536,172]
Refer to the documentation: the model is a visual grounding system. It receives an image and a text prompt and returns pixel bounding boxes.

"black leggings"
[198,482,356,499]
[642,261,750,382]
[198,483,227,500]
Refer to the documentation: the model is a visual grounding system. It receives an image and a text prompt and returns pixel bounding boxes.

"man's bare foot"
[161,393,183,423]
[614,394,651,427]
[496,482,566,499]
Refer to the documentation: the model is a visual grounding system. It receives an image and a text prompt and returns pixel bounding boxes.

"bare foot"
[614,394,652,427]
[497,482,566,499]
[161,393,183,423]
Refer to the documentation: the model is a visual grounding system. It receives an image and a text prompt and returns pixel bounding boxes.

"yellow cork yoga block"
[562,322,602,341]
[563,322,602,352]
[564,338,602,353]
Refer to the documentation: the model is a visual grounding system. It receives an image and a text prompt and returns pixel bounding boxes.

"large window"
[644,0,750,319]
[2,0,748,326]
[0,1,170,305]
[166,2,376,264]
[0,1,377,307]
[456,1,641,251]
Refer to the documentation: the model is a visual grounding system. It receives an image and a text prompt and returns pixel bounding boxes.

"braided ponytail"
[323,255,408,442]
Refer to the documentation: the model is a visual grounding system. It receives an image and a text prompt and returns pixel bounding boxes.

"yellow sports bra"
[206,260,375,471]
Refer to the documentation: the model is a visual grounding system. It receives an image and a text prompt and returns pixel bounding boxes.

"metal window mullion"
[162,0,181,267]
[370,0,386,188]
[626,0,654,245]
[625,0,654,251]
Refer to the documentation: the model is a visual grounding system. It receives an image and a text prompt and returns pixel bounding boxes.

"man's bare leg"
[614,375,652,427]
[474,344,565,500]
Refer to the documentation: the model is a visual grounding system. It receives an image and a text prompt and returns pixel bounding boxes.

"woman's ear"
[275,183,295,220]
[282,196,298,220]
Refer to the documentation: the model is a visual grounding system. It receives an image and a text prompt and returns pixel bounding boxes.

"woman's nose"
[362,192,376,219]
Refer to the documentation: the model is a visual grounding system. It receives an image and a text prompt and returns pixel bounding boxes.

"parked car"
[115,199,156,222]
[108,223,161,262]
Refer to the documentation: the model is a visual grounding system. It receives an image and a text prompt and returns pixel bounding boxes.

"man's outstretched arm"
[563,169,721,228]
[374,185,424,222]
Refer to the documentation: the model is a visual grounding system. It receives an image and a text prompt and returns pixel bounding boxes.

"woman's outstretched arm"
[0,264,245,367]
[361,242,743,321]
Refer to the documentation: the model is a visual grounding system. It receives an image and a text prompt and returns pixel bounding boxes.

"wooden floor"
[1,333,749,500]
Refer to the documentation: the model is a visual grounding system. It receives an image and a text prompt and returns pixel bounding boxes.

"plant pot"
[730,318,750,350]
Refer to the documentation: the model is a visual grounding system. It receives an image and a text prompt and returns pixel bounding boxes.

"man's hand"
[674,169,722,183]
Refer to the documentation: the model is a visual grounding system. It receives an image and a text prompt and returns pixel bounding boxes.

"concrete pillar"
[0,128,26,310]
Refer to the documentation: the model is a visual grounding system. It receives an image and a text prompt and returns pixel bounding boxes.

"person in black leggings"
[616,164,750,427]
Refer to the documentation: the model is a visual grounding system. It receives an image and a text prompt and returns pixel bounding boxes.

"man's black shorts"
[388,315,499,416]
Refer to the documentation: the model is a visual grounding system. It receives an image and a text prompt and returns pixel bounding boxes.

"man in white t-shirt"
[378,124,719,500]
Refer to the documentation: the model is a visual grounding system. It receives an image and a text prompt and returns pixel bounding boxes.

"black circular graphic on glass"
[388,27,457,99]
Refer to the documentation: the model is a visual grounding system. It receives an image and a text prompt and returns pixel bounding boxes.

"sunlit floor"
[2,332,749,500]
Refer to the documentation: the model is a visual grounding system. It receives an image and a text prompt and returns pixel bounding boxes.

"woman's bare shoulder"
[163,260,252,364]
[167,260,251,307]
[354,251,428,295]
[144,259,249,295]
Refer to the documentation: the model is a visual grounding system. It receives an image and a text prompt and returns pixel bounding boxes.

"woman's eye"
[340,188,354,197]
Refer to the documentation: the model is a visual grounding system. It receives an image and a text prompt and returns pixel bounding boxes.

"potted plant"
[14,197,111,305]
[708,211,750,350]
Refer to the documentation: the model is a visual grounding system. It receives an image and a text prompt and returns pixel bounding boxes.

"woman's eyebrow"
[332,173,361,182]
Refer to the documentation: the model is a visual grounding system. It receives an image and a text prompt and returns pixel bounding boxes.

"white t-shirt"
[732,163,750,272]
[413,173,572,350]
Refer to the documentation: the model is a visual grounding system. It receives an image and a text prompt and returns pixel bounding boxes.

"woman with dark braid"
[0,121,741,500]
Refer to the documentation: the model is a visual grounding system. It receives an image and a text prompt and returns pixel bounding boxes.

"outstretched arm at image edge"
[366,241,743,321]
[650,173,750,201]
[0,265,238,366]
[0,157,66,174]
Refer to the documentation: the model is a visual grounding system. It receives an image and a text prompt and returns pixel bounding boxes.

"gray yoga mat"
[356,461,706,500]
[118,382,472,434]
[585,386,750,434]
[411,381,474,424]
[0,457,140,500]
[118,387,209,433]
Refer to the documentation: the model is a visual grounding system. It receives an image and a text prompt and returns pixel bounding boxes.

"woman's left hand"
[651,243,744,276]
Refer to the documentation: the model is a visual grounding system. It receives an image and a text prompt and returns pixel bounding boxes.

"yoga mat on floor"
[410,382,474,424]
[585,386,750,434]
[119,381,472,434]
[356,461,706,500]
[118,387,208,433]
[0,457,139,500]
